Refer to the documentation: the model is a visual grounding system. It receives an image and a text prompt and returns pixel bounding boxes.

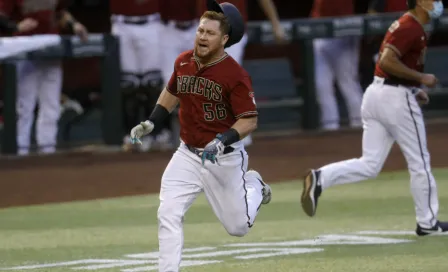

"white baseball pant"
[318,77,439,228]
[160,20,198,86]
[111,14,162,79]
[313,37,363,130]
[158,142,264,272]
[112,14,162,149]
[16,60,62,155]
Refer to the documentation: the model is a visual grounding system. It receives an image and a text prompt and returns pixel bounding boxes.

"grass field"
[1,169,448,272]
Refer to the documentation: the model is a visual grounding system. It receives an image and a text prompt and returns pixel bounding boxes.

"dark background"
[61,0,448,92]
[2,0,448,116]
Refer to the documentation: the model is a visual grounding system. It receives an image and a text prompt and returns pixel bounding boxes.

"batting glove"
[201,138,225,165]
[130,120,154,145]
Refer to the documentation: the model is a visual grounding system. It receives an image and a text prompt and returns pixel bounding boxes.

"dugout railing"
[1,11,448,154]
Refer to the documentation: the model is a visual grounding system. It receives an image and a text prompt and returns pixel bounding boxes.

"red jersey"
[167,50,258,148]
[160,0,199,21]
[374,13,427,87]
[0,0,66,35]
[311,0,354,18]
[110,0,158,17]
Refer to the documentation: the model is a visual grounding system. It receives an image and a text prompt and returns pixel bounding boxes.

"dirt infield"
[1,122,448,208]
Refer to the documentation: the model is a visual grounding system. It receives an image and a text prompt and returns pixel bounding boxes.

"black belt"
[186,144,234,157]
[383,78,419,94]
[384,78,414,88]
[123,18,148,25]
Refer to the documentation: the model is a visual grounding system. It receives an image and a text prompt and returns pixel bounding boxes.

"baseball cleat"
[416,221,448,236]
[247,170,272,204]
[301,169,322,217]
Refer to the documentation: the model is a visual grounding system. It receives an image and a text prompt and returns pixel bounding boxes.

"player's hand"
[273,24,286,44]
[73,22,89,42]
[17,18,38,33]
[420,74,438,88]
[201,138,225,165]
[415,89,430,106]
[130,120,154,145]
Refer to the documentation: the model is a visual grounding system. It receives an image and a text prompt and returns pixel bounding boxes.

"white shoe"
[246,170,272,204]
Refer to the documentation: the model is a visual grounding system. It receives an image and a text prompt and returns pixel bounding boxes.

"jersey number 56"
[203,103,227,121]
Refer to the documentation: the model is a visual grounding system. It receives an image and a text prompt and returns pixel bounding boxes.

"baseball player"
[215,0,285,146]
[0,0,88,155]
[110,0,163,152]
[301,0,448,236]
[130,1,272,271]
[311,0,363,130]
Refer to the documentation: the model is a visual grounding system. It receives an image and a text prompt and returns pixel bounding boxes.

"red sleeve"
[0,0,15,16]
[384,20,418,57]
[230,76,258,119]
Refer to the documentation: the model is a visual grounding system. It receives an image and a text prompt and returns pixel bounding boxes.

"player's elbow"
[378,56,389,71]
[246,116,258,132]
[379,56,396,75]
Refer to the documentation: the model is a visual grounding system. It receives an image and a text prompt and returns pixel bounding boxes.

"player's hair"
[200,11,231,36]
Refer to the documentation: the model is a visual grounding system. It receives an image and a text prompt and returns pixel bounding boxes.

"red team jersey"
[110,0,159,16]
[167,50,258,148]
[374,13,427,87]
[0,0,66,35]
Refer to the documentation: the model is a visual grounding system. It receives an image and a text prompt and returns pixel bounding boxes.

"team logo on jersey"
[177,75,223,102]
[388,21,400,33]
[249,92,256,105]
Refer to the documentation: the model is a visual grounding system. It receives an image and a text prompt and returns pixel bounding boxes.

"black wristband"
[216,128,240,146]
[0,15,18,34]
[149,104,170,127]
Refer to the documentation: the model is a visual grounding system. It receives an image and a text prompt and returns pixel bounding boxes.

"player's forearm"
[231,116,258,139]
[156,88,179,113]
[57,10,78,29]
[146,88,178,128]
[257,0,282,28]
[380,53,423,83]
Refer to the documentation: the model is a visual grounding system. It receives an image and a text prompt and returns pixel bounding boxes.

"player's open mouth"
[198,44,208,48]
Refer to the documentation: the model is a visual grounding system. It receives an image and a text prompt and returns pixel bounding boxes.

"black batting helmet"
[206,0,245,48]
[407,0,416,9]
